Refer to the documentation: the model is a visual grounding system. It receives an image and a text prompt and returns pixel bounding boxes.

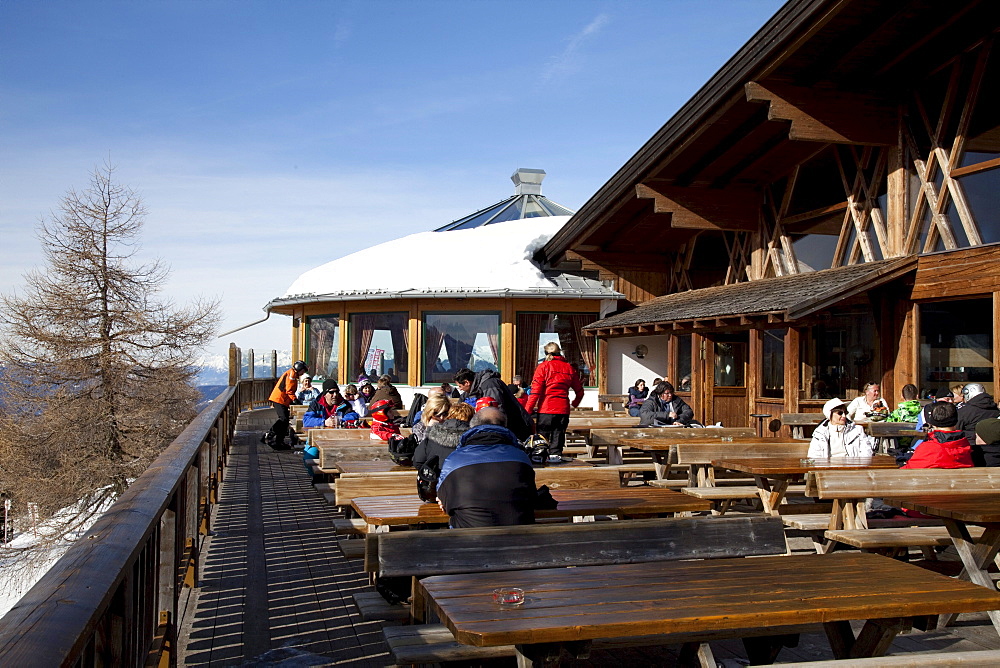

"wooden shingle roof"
[585,257,915,335]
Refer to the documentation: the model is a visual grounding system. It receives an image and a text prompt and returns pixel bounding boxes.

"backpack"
[387,434,419,465]
[416,455,440,502]
[405,393,428,428]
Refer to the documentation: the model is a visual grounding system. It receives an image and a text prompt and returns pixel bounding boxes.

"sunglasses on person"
[344,392,356,397]
[831,408,847,415]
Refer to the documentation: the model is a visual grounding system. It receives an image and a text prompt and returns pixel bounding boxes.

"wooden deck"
[176,411,1000,666]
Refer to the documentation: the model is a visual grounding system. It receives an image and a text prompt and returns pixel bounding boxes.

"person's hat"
[822,398,848,421]
[937,388,954,399]
[976,418,1000,445]
[928,401,959,428]
[300,375,312,381]
[293,360,308,373]
[475,396,499,412]
[321,379,339,393]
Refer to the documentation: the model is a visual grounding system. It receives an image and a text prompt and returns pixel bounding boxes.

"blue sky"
[1,0,784,362]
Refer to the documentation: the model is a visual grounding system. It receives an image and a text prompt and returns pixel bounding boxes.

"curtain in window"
[424,324,447,377]
[389,322,409,381]
[516,314,549,382]
[567,314,597,385]
[487,328,499,369]
[352,314,378,377]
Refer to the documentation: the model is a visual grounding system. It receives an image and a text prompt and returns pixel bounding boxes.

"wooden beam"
[567,249,669,272]
[635,183,759,231]
[745,81,897,145]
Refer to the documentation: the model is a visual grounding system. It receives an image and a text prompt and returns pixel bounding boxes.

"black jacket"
[412,419,469,469]
[638,394,694,427]
[957,392,1000,447]
[465,369,534,440]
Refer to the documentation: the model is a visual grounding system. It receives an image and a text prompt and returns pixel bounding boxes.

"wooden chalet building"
[538,0,1000,432]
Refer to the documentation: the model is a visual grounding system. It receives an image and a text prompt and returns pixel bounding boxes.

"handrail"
[0,378,272,667]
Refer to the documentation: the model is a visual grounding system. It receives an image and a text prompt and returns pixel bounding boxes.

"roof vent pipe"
[512,168,545,196]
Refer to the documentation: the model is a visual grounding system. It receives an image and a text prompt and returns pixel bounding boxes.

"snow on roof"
[275,216,610,304]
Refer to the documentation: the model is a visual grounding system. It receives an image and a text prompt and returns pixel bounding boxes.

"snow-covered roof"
[268,216,620,308]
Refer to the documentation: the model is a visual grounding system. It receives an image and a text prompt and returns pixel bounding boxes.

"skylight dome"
[435,168,574,231]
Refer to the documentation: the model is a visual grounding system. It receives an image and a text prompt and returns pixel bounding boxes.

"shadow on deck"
[177,410,1000,667]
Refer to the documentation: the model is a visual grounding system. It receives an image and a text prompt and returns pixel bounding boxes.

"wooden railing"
[0,377,272,667]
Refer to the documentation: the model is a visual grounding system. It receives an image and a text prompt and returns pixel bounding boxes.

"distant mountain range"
[193,350,292,409]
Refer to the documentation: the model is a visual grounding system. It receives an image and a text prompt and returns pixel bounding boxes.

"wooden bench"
[775,649,1000,666]
[598,393,628,410]
[374,515,790,665]
[806,469,1000,555]
[781,412,823,438]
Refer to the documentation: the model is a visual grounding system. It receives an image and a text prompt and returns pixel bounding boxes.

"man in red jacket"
[904,401,973,470]
[525,342,584,463]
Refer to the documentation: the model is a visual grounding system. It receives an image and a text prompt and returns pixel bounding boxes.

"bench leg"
[652,452,670,479]
[515,640,590,666]
[678,641,716,668]
[742,634,798,665]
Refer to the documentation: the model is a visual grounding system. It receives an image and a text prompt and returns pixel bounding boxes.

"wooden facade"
[539,0,1000,434]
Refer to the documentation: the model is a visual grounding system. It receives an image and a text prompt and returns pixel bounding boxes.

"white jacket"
[808,420,875,458]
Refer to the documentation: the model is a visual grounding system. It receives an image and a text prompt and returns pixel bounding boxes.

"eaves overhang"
[583,256,916,337]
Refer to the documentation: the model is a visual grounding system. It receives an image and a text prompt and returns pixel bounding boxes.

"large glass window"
[919,299,993,397]
[307,315,339,383]
[516,312,596,387]
[800,305,876,399]
[349,312,408,384]
[423,312,500,383]
[675,335,692,391]
[761,328,786,398]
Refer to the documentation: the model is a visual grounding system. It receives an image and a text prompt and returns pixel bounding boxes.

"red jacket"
[268,369,299,406]
[903,430,974,469]
[525,355,584,415]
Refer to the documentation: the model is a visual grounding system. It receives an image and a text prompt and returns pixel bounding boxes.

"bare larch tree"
[0,162,220,544]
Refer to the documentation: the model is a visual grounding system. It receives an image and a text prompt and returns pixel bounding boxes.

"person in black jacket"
[436,419,536,528]
[956,383,1000,452]
[454,368,534,440]
[638,381,694,427]
[412,418,469,469]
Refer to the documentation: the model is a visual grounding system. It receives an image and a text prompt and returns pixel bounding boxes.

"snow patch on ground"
[0,493,117,620]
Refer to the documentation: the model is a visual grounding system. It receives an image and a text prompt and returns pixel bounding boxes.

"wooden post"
[158,505,177,634]
[597,337,608,397]
[784,327,800,439]
[408,301,421,385]
[228,343,239,386]
[995,292,1000,393]
[270,350,277,378]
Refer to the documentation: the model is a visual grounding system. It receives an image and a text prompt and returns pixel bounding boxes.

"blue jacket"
[437,425,535,528]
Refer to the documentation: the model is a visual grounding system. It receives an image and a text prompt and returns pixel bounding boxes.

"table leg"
[651,451,670,479]
[942,520,1000,632]
[607,445,624,466]
[754,476,789,515]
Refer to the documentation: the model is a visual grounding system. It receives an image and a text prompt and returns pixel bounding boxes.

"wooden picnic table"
[711,456,898,515]
[881,493,1000,632]
[351,488,711,531]
[621,438,805,482]
[418,551,1000,666]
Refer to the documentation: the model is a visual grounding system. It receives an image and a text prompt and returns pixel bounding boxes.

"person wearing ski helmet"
[265,360,308,449]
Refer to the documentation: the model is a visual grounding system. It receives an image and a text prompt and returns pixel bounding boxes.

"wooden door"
[703,333,749,428]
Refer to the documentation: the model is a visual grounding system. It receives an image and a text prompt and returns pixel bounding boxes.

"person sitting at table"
[369,398,402,441]
[411,393,451,444]
[808,398,875,458]
[956,383,1000,447]
[436,411,537,528]
[627,378,648,417]
[302,382,348,429]
[343,383,368,417]
[903,401,973,470]
[295,375,321,405]
[889,384,922,422]
[638,381,694,427]
[846,382,888,422]
[412,419,471,471]
[974,418,1000,467]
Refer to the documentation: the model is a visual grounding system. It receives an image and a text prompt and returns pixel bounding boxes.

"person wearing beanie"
[904,401,973,469]
[808,398,875,458]
[973,417,1000,467]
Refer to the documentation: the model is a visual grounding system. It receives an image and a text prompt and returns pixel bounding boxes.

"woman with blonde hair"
[412,394,452,442]
[412,398,474,469]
